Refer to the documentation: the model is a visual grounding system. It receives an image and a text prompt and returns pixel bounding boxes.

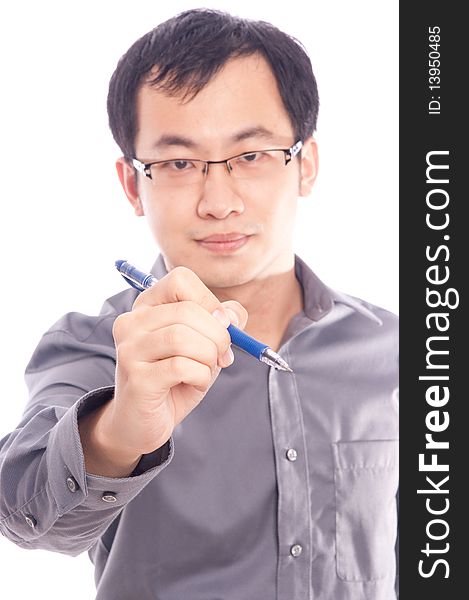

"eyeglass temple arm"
[132,158,146,173]
[285,140,303,164]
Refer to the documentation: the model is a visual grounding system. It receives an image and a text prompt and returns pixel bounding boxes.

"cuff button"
[102,492,117,503]
[66,476,79,493]
[24,514,37,529]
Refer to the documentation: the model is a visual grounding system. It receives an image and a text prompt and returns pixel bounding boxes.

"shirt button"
[286,448,298,462]
[66,476,79,493]
[102,492,117,503]
[290,544,303,558]
[24,514,37,529]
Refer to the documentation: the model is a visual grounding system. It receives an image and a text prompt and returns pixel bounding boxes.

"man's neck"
[212,266,304,352]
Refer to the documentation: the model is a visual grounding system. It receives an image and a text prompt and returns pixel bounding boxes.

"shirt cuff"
[47,386,174,514]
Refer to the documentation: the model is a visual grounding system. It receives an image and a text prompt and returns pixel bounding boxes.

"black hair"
[107,8,319,159]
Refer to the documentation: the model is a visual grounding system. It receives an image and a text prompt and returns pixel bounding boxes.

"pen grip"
[227,324,268,360]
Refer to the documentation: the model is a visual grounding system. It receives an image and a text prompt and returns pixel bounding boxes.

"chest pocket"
[332,440,398,582]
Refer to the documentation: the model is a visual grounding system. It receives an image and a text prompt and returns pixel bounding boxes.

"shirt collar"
[151,254,169,280]
[294,255,333,322]
[150,253,381,326]
[295,255,383,325]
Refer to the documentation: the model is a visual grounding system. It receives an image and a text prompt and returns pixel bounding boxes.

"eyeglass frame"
[131,140,303,181]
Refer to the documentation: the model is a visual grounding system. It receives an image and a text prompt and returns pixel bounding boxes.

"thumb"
[219,300,248,330]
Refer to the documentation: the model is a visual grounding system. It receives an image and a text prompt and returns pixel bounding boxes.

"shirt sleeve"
[0,308,173,557]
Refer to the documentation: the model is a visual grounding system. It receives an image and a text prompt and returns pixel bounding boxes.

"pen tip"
[260,348,294,372]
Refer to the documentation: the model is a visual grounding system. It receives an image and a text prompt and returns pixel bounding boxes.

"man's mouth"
[196,232,251,252]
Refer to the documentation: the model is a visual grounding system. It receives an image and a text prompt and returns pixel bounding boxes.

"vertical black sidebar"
[400,2,465,597]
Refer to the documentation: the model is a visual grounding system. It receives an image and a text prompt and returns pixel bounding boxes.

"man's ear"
[116,157,144,216]
[299,137,319,197]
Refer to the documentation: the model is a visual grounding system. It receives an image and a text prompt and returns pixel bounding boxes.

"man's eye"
[156,160,195,171]
[241,152,259,163]
[171,160,192,170]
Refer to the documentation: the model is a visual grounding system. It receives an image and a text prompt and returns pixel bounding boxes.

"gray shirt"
[0,255,398,599]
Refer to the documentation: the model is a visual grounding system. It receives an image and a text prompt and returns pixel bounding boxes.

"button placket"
[268,357,312,599]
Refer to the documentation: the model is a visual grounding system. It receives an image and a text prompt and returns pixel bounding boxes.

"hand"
[80,266,247,475]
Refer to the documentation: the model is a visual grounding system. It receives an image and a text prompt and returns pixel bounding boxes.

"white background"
[0,1,398,597]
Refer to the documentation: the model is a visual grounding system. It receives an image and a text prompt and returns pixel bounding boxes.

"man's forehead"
[134,54,293,153]
[140,53,274,101]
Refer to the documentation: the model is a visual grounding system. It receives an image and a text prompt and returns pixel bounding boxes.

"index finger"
[133,266,222,314]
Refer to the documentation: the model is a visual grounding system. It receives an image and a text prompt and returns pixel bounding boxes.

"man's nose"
[196,162,245,219]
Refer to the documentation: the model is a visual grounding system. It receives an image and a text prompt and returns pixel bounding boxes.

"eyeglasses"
[132,140,303,189]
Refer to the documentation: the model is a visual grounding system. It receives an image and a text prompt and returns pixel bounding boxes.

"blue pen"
[115,260,293,372]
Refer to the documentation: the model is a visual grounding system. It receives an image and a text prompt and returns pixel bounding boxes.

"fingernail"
[224,308,239,326]
[221,346,234,367]
[212,308,230,328]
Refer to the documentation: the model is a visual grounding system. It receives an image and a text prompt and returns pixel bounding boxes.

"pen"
[115,260,293,372]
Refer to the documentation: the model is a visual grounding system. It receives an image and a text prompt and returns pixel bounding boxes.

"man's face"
[118,54,317,290]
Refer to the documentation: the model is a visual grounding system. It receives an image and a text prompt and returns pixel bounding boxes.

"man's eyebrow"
[231,126,276,143]
[151,135,199,150]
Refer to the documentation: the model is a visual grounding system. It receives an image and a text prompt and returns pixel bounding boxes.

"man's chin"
[193,266,254,291]
[163,249,262,290]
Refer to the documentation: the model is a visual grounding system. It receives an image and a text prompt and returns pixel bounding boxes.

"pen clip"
[120,274,145,291]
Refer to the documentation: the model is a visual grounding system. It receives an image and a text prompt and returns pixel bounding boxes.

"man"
[0,9,398,599]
